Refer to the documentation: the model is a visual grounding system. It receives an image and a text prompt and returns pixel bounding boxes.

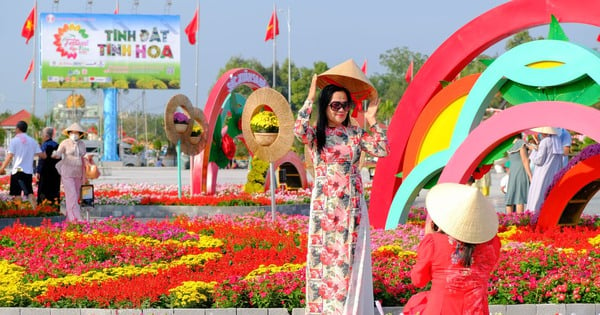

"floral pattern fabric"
[294,100,388,315]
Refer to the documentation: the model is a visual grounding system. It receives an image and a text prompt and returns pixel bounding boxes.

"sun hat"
[316,59,378,102]
[62,122,87,138]
[425,183,499,244]
[531,126,558,135]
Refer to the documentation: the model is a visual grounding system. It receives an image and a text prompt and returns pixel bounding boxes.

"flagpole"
[191,1,199,195]
[193,2,199,107]
[287,7,291,104]
[270,3,277,221]
[272,3,276,88]
[30,0,38,119]
[411,57,414,80]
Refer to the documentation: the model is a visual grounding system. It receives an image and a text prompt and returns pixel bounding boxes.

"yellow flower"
[169,281,216,307]
[588,234,600,247]
[250,111,279,133]
[191,124,203,137]
[245,263,305,280]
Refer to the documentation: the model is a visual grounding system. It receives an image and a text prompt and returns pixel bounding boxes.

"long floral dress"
[294,100,389,315]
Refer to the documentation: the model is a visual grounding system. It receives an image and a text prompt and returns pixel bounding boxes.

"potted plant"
[190,124,203,144]
[173,112,189,134]
[250,111,279,146]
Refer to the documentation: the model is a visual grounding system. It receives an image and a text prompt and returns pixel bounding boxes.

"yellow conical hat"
[316,59,377,102]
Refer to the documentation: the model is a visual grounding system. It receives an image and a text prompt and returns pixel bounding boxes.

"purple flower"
[173,112,189,124]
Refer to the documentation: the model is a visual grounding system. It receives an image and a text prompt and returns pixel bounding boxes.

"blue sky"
[1,0,598,116]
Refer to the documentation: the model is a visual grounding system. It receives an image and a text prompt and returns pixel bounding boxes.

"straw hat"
[317,59,378,102]
[531,126,558,135]
[425,183,499,244]
[62,122,87,138]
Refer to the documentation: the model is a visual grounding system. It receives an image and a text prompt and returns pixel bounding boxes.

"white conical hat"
[316,59,377,102]
[531,126,558,135]
[426,183,499,244]
[62,122,87,138]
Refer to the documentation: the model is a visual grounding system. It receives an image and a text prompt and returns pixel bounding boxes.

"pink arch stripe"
[439,102,600,184]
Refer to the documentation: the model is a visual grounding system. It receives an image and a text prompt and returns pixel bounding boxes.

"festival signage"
[39,13,181,90]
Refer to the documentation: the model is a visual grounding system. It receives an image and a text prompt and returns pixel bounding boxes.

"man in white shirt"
[0,121,45,208]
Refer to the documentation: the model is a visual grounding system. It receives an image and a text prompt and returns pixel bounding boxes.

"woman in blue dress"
[505,133,532,214]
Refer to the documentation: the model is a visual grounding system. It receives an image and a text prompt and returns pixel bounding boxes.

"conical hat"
[426,183,499,244]
[531,126,558,135]
[62,122,88,138]
[317,59,377,102]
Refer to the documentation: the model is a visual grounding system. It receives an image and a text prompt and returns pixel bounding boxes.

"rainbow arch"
[385,39,600,229]
[371,0,600,229]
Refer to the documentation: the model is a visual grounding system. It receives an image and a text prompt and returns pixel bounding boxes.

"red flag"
[361,59,367,75]
[24,59,34,82]
[21,6,36,44]
[114,2,119,14]
[264,10,279,41]
[405,59,414,83]
[184,8,199,45]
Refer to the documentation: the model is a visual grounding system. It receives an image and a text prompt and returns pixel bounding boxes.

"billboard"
[40,13,181,90]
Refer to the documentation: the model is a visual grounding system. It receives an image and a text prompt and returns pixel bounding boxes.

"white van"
[119,142,143,167]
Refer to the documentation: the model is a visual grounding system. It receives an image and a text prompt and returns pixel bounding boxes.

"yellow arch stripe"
[417,95,467,163]
[527,61,564,68]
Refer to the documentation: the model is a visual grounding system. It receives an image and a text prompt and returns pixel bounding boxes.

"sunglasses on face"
[328,101,351,111]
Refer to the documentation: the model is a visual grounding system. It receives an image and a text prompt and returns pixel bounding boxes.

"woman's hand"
[365,98,380,127]
[307,74,317,103]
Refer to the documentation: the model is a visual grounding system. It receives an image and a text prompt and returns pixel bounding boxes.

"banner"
[40,13,181,90]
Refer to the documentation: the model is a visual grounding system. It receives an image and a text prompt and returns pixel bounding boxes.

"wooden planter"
[190,135,201,145]
[174,123,188,134]
[254,132,278,146]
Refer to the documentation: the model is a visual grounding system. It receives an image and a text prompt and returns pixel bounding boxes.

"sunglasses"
[328,101,352,111]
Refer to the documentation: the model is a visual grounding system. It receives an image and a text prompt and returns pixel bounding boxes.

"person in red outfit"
[403,183,501,315]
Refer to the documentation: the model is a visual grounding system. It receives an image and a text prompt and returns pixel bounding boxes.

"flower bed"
[0,182,313,218]
[0,210,599,310]
[92,183,312,206]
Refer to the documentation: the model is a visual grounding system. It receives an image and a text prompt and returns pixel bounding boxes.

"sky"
[1,0,599,117]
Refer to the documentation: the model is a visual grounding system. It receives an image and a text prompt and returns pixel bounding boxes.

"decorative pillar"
[102,88,119,161]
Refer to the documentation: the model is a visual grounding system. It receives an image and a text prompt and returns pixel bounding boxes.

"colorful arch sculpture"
[428,102,600,230]
[264,151,309,190]
[382,39,600,229]
[192,69,268,194]
[402,74,480,178]
[537,153,600,229]
[370,0,600,229]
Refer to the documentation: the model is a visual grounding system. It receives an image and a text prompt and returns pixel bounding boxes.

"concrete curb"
[87,204,310,218]
[2,304,600,314]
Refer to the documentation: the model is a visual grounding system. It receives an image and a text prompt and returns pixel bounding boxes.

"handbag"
[84,158,101,179]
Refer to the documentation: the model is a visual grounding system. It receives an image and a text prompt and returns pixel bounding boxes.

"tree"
[505,31,543,51]
[370,47,428,123]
